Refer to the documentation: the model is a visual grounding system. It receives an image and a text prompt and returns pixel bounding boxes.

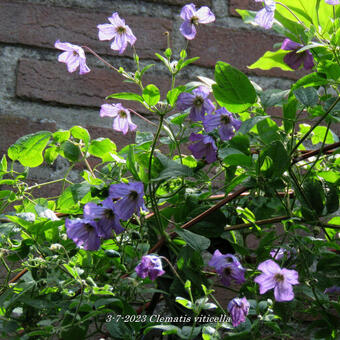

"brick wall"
[0,0,304,190]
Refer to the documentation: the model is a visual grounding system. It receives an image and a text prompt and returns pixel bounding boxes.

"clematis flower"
[177,86,215,121]
[188,133,217,164]
[83,199,124,237]
[179,3,215,40]
[135,255,165,281]
[203,108,241,141]
[324,286,340,294]
[109,182,147,220]
[270,248,290,261]
[325,0,339,4]
[55,40,90,75]
[209,250,246,286]
[97,12,136,54]
[100,103,137,135]
[281,38,314,70]
[254,259,299,302]
[254,0,276,29]
[65,218,101,251]
[227,297,250,327]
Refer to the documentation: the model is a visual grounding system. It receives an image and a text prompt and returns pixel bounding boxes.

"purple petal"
[257,259,281,275]
[303,51,314,70]
[180,21,197,40]
[284,51,304,70]
[255,7,274,29]
[281,268,299,285]
[180,3,196,21]
[177,92,195,111]
[274,280,294,301]
[196,6,215,24]
[108,12,126,27]
[281,38,301,51]
[219,124,235,141]
[325,0,339,4]
[100,104,119,118]
[97,23,117,41]
[254,273,276,294]
[203,112,222,133]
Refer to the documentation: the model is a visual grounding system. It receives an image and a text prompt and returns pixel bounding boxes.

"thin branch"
[225,215,290,231]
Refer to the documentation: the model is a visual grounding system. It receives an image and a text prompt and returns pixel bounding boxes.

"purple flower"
[281,38,314,70]
[179,3,215,40]
[97,12,136,54]
[325,0,339,4]
[324,286,340,294]
[109,182,147,220]
[209,250,246,286]
[54,40,90,75]
[177,86,215,121]
[270,248,290,261]
[188,133,217,164]
[83,199,124,237]
[65,218,101,251]
[100,103,137,135]
[254,0,276,29]
[227,297,250,327]
[203,108,241,141]
[135,255,165,281]
[254,259,299,302]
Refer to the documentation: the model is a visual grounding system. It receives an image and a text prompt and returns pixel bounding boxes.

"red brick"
[143,0,212,6]
[229,0,261,17]
[16,59,172,112]
[0,1,172,60]
[0,114,56,156]
[188,25,306,80]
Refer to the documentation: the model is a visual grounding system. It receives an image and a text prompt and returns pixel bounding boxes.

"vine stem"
[128,108,157,127]
[224,216,290,232]
[82,46,119,73]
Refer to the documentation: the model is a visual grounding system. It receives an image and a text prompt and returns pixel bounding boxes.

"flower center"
[224,266,232,276]
[119,110,127,118]
[194,96,204,107]
[129,190,138,201]
[104,209,115,220]
[84,223,94,232]
[221,115,231,125]
[190,16,199,25]
[117,26,126,35]
[73,50,79,56]
[274,273,284,282]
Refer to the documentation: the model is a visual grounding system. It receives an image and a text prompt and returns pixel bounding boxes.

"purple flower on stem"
[83,199,124,237]
[203,108,241,141]
[270,248,290,261]
[188,133,217,164]
[177,86,215,121]
[65,218,100,251]
[97,12,136,54]
[324,286,340,295]
[209,250,246,287]
[54,40,90,75]
[109,182,147,220]
[100,103,137,135]
[179,3,215,40]
[254,0,276,29]
[135,255,165,281]
[254,259,299,302]
[281,38,314,70]
[227,297,250,327]
[325,0,339,4]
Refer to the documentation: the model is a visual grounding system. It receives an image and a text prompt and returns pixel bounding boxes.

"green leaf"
[302,179,325,215]
[177,57,200,71]
[219,148,252,168]
[106,92,144,104]
[88,138,117,162]
[61,141,80,162]
[53,130,70,143]
[293,87,319,107]
[126,145,141,181]
[168,112,189,125]
[257,118,280,144]
[213,61,256,113]
[292,73,328,90]
[283,96,297,133]
[44,146,59,165]
[238,116,269,135]
[8,131,51,167]
[248,50,293,71]
[70,126,90,144]
[318,171,339,184]
[175,228,210,251]
[311,126,335,144]
[142,84,160,106]
[167,86,186,106]
[175,297,193,309]
[260,89,290,109]
[0,155,7,172]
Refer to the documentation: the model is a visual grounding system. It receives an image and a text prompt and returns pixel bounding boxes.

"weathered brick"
[0,1,172,60]
[143,0,212,6]
[0,114,56,156]
[188,25,305,80]
[229,0,261,17]
[16,59,171,112]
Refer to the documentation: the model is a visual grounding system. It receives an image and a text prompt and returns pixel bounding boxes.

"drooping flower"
[324,286,340,294]
[109,182,147,220]
[54,40,90,75]
[254,0,276,30]
[100,103,137,135]
[281,38,314,70]
[325,0,339,4]
[179,3,215,40]
[188,133,217,164]
[209,250,246,286]
[177,86,215,121]
[227,297,250,327]
[254,259,299,302]
[270,248,290,261]
[135,255,165,280]
[65,218,101,251]
[203,108,242,141]
[97,12,137,54]
[83,199,124,237]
